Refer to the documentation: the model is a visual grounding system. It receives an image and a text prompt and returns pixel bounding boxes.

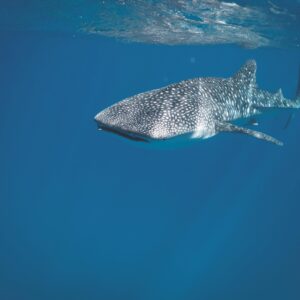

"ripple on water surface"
[0,0,299,48]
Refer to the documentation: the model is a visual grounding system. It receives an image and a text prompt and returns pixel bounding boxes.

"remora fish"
[95,60,300,146]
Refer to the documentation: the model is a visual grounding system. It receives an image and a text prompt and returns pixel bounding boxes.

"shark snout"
[94,105,149,142]
[94,106,128,133]
[94,107,121,129]
[94,111,105,130]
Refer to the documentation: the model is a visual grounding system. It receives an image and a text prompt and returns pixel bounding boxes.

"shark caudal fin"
[296,65,300,107]
[284,66,300,129]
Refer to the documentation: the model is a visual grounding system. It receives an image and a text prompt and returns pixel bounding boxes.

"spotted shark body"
[95,60,300,146]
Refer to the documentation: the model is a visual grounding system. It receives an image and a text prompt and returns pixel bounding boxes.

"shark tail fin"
[296,65,300,107]
[284,66,300,129]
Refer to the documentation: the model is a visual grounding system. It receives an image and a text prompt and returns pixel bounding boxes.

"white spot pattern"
[95,60,298,145]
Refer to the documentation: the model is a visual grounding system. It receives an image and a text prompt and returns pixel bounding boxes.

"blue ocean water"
[0,1,300,300]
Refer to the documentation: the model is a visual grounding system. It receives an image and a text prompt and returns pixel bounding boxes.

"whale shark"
[95,60,300,146]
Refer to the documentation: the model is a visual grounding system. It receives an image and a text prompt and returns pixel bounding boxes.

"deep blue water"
[1,6,300,300]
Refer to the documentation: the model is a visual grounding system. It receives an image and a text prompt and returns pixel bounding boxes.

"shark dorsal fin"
[275,88,283,100]
[233,60,257,88]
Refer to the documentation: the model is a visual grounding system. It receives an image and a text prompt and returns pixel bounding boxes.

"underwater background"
[0,1,300,300]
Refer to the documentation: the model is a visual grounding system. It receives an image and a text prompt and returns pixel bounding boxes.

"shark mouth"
[96,122,149,142]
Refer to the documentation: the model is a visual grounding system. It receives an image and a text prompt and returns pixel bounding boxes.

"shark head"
[94,99,154,142]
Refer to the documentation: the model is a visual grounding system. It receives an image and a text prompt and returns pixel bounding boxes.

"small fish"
[95,60,300,146]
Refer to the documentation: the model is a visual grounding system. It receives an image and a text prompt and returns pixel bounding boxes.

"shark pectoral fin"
[216,122,283,146]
